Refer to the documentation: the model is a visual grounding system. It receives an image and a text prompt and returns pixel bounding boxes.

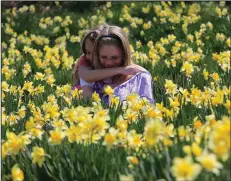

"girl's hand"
[120,64,142,75]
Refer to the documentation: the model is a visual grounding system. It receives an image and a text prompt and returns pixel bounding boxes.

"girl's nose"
[105,60,114,67]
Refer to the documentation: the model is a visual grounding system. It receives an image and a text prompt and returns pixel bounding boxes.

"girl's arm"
[81,86,94,98]
[78,64,142,82]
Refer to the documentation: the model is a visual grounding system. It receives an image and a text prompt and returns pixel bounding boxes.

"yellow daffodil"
[48,129,65,145]
[103,127,118,147]
[104,85,114,96]
[171,156,201,181]
[208,116,230,161]
[144,119,165,147]
[11,164,24,181]
[127,156,139,165]
[165,79,178,95]
[197,151,223,175]
[127,130,143,148]
[31,146,46,167]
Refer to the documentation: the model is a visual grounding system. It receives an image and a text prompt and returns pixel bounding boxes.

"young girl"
[72,24,142,98]
[93,25,154,104]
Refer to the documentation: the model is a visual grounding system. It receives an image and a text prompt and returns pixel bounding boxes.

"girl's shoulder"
[132,64,148,72]
[116,71,151,89]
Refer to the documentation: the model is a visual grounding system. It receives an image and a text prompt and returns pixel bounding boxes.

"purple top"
[93,71,154,105]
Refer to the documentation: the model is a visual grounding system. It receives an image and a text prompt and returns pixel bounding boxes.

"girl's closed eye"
[101,56,107,59]
[100,56,121,61]
[111,56,121,61]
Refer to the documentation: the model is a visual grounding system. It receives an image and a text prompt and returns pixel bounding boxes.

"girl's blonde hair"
[71,24,108,86]
[93,25,132,82]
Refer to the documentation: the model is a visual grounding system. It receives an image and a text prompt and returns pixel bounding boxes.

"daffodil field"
[1,2,230,181]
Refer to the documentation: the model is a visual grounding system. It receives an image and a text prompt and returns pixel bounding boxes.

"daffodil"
[144,106,163,120]
[48,129,65,145]
[92,92,101,102]
[91,114,110,136]
[7,113,19,126]
[116,115,128,131]
[23,62,31,78]
[127,130,143,148]
[208,116,230,161]
[127,156,139,165]
[2,81,9,92]
[181,61,194,78]
[103,127,118,147]
[2,142,8,158]
[193,116,203,129]
[11,164,24,181]
[144,118,165,147]
[104,85,114,96]
[124,108,137,123]
[34,72,45,81]
[197,151,223,175]
[46,74,56,87]
[17,106,26,119]
[171,156,201,181]
[191,142,202,156]
[165,79,178,95]
[31,146,46,167]
[6,132,24,155]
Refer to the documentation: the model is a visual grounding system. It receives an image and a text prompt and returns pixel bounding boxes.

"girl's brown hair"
[71,24,108,86]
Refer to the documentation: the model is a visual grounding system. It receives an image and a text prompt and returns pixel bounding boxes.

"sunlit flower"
[17,106,26,119]
[103,127,118,147]
[46,74,56,87]
[34,72,45,81]
[144,106,163,120]
[91,114,110,136]
[7,113,19,126]
[2,81,9,92]
[48,129,65,145]
[116,115,128,131]
[127,156,139,165]
[11,164,24,181]
[142,6,150,14]
[6,132,25,155]
[29,5,35,13]
[31,146,46,167]
[127,130,143,148]
[197,151,223,175]
[171,156,201,181]
[208,116,230,161]
[165,79,178,95]
[191,142,202,156]
[124,108,137,123]
[106,2,112,8]
[181,61,194,78]
[92,92,101,102]
[104,85,114,96]
[193,116,203,129]
[144,119,165,147]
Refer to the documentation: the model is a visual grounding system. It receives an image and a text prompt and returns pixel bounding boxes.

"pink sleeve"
[77,55,90,69]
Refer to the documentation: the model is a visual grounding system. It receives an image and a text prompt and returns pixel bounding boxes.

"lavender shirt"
[93,71,154,105]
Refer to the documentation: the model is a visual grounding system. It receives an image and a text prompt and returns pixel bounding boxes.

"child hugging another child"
[93,25,154,105]
[72,24,142,98]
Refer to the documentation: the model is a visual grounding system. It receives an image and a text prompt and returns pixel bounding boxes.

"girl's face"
[99,45,123,68]
[85,38,94,63]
